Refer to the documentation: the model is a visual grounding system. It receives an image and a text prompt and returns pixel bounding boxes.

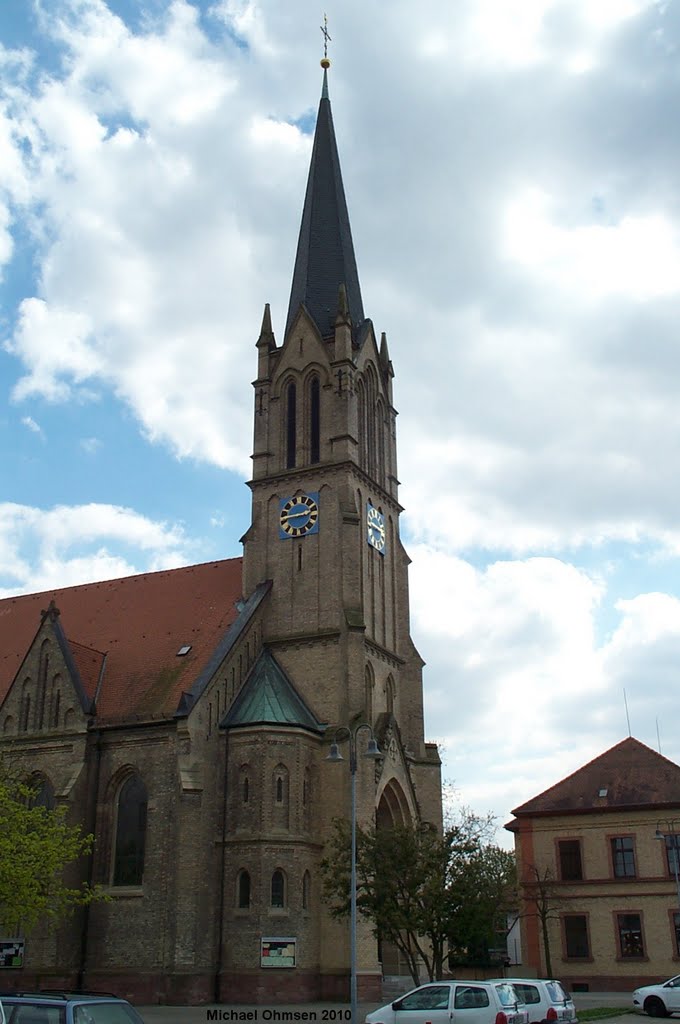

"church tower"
[232,60,443,997]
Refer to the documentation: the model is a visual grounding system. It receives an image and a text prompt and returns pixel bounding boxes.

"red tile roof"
[511,737,680,817]
[0,559,244,723]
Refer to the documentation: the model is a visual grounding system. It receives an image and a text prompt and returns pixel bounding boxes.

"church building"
[0,62,442,1004]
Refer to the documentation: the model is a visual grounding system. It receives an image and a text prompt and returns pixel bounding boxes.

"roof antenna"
[623,688,631,737]
[320,13,331,68]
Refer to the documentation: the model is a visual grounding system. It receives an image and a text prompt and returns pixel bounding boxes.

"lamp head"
[326,742,344,763]
[363,737,382,760]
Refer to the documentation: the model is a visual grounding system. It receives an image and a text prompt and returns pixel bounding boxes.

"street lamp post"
[327,724,381,1024]
[655,819,680,907]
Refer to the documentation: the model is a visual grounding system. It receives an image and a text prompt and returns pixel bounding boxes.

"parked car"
[488,979,577,1024]
[633,976,680,1017]
[365,980,530,1024]
[0,993,145,1024]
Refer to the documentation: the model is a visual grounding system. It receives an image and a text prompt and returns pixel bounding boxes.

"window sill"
[616,957,649,963]
[563,956,594,963]
[105,885,144,898]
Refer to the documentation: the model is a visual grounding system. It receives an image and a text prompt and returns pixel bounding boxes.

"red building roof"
[0,559,244,723]
[511,736,680,818]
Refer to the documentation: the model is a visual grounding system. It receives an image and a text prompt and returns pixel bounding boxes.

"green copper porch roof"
[221,648,325,733]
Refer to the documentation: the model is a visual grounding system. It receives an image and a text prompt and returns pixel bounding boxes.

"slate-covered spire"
[284,67,365,342]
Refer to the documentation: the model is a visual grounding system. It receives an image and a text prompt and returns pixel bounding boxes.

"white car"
[489,979,577,1024]
[366,980,529,1024]
[633,976,680,1017]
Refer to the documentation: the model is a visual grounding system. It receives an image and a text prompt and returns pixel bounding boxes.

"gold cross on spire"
[320,13,331,69]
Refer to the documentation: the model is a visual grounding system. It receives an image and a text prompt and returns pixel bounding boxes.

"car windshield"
[73,1005,144,1024]
[545,983,568,1003]
[495,985,518,1008]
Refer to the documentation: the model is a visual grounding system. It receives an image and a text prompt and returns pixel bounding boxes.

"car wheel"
[644,998,668,1018]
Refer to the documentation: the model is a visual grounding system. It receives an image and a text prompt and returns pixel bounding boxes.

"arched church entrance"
[376,778,413,978]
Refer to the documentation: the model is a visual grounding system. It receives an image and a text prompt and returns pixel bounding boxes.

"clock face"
[279,493,320,539]
[367,502,386,554]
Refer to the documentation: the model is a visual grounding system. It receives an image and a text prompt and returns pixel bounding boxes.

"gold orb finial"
[320,57,331,69]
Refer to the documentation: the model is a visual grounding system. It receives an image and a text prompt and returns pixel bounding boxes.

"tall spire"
[284,61,365,343]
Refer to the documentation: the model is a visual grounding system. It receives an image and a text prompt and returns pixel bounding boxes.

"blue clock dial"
[366,502,386,554]
[279,493,320,539]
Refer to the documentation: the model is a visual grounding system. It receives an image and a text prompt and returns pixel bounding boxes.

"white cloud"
[504,188,680,300]
[0,501,194,597]
[21,415,44,438]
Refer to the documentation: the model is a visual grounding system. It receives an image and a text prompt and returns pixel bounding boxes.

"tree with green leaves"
[320,811,517,986]
[0,773,105,935]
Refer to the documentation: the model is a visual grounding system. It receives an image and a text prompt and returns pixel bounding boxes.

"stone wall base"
[0,969,383,1006]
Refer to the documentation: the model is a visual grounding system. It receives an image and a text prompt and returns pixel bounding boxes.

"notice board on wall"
[260,937,296,968]
[0,940,24,968]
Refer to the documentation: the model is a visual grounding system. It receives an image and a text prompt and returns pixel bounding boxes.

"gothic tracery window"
[113,773,147,886]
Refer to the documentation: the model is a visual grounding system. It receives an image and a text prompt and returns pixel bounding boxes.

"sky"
[1,0,680,845]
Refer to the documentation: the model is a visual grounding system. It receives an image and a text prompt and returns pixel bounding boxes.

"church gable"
[0,602,93,736]
[374,711,420,824]
[0,559,245,727]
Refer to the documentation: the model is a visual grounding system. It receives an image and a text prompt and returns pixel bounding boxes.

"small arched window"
[273,764,288,806]
[20,680,31,733]
[310,376,320,464]
[302,870,311,910]
[238,870,251,908]
[113,773,147,886]
[243,777,249,804]
[286,381,297,469]
[386,675,396,716]
[365,664,375,723]
[29,776,55,810]
[271,869,285,908]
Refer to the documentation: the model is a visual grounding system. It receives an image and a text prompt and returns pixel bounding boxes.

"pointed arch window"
[286,381,297,469]
[29,776,55,810]
[365,664,375,723]
[271,869,285,908]
[20,681,31,733]
[113,773,147,886]
[273,764,289,806]
[310,375,320,464]
[238,870,251,908]
[386,675,396,716]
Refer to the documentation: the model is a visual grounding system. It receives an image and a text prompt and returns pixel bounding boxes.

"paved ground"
[135,990,637,1024]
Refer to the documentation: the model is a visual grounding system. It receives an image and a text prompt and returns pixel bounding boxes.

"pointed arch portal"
[376,777,411,830]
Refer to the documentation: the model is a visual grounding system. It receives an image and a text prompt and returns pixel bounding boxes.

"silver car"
[366,980,530,1024]
[489,979,577,1024]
